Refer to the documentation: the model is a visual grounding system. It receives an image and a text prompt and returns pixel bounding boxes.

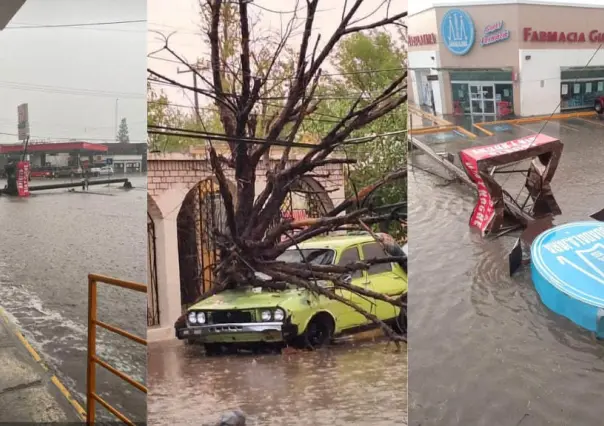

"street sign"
[105,158,113,165]
[17,103,30,141]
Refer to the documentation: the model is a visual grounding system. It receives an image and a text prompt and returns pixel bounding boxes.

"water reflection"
[409,120,604,426]
[0,176,147,422]
[148,340,407,426]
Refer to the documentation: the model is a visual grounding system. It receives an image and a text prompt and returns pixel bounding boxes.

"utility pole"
[114,98,119,141]
[177,67,200,123]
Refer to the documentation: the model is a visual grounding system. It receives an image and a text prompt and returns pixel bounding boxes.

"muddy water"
[0,175,147,422]
[408,119,604,426]
[148,339,407,425]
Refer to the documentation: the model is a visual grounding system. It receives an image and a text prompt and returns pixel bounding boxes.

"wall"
[408,50,441,111]
[408,8,440,108]
[410,2,604,116]
[516,4,604,115]
[146,152,346,342]
[518,49,604,115]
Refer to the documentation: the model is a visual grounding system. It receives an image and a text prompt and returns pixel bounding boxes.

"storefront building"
[0,1,26,30]
[408,1,604,119]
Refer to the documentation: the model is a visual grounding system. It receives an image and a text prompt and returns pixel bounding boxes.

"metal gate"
[177,179,226,306]
[280,177,331,221]
[147,214,160,326]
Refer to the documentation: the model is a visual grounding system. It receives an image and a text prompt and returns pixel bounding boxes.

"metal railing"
[86,274,147,425]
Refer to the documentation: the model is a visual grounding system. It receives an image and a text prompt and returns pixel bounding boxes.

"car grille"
[210,310,253,324]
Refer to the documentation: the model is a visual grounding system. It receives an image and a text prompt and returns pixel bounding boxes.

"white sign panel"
[17,103,30,140]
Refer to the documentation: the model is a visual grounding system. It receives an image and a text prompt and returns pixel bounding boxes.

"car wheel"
[596,103,603,113]
[204,343,221,356]
[300,314,334,350]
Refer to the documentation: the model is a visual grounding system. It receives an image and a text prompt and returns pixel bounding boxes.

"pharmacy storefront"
[408,1,604,118]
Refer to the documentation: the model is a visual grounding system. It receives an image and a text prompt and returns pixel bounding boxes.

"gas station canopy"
[0,141,108,154]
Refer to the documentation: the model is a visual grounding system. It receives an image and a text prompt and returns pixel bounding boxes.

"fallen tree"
[148,0,408,342]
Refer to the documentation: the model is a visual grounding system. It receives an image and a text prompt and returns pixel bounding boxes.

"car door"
[334,245,369,330]
[361,242,406,321]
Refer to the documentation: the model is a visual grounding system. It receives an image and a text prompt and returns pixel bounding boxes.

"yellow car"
[176,234,407,354]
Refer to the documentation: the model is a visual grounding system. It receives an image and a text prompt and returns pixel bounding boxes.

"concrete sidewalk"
[0,308,83,423]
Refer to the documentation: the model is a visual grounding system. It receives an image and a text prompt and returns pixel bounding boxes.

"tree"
[147,82,206,151]
[148,0,408,342]
[305,30,408,240]
[117,118,130,143]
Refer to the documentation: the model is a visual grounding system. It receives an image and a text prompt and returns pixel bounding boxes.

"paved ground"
[0,308,82,423]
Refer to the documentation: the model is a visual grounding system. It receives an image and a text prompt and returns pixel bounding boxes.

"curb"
[473,111,598,136]
[0,307,87,421]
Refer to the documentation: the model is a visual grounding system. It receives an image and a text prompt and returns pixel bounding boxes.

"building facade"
[408,1,604,119]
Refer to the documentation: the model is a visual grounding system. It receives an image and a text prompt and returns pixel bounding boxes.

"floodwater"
[408,118,604,426]
[0,175,147,422]
[148,339,407,425]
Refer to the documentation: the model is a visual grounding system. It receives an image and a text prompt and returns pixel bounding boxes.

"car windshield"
[277,248,334,265]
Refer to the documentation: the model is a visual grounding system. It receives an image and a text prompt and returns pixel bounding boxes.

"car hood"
[189,288,304,311]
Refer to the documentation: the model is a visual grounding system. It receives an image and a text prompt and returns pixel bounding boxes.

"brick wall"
[147,152,345,207]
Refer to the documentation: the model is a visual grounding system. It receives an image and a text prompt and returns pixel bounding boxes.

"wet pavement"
[408,118,604,425]
[148,339,407,425]
[0,174,147,422]
[0,308,81,422]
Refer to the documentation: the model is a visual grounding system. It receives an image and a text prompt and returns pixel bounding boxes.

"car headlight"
[188,311,197,324]
[197,312,206,324]
[260,310,272,321]
[273,308,285,321]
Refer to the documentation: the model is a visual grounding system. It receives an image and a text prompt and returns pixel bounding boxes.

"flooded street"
[148,339,407,425]
[0,175,147,422]
[408,119,604,426]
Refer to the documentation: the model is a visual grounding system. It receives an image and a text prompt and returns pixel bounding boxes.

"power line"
[149,78,403,101]
[5,20,146,30]
[148,125,407,148]
[0,80,145,99]
[148,125,318,148]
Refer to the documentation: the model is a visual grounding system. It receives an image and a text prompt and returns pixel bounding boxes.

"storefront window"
[560,80,604,110]
[560,68,604,110]
[450,70,514,117]
[452,83,470,115]
[450,71,513,82]
[495,84,514,117]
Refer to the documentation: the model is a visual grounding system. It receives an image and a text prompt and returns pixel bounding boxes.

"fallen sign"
[531,221,604,338]
[459,134,564,237]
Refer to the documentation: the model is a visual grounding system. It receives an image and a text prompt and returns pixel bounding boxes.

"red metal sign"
[459,155,495,234]
[16,161,30,197]
[460,134,561,235]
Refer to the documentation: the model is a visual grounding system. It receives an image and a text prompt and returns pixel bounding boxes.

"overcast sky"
[410,0,604,16]
[0,0,146,144]
[148,0,407,109]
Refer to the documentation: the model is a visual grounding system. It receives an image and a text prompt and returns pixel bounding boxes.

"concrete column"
[147,210,182,342]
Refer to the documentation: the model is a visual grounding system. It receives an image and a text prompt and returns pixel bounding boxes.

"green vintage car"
[175,234,407,353]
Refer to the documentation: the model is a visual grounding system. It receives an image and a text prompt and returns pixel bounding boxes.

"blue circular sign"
[531,222,604,333]
[441,9,475,56]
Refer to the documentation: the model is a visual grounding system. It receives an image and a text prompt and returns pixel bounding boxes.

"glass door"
[469,84,496,115]
[482,85,495,114]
